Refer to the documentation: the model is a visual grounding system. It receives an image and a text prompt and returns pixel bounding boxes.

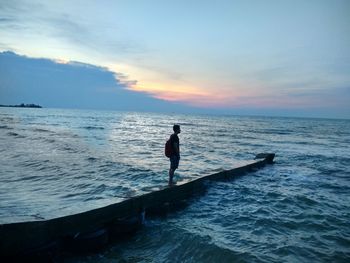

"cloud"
[0,51,349,119]
[0,0,147,61]
[0,1,349,119]
[0,51,196,112]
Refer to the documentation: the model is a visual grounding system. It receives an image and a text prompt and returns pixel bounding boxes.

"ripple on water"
[6,131,25,138]
[0,125,12,130]
[81,126,105,130]
[1,109,350,262]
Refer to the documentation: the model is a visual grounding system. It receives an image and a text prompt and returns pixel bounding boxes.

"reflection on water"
[1,108,350,262]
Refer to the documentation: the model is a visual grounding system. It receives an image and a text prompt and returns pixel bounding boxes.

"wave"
[6,131,25,138]
[82,126,105,130]
[0,125,12,130]
[1,109,349,262]
[33,128,52,133]
[112,222,260,263]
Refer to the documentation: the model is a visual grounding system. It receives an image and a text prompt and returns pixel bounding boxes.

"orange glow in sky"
[125,78,226,107]
[108,63,235,107]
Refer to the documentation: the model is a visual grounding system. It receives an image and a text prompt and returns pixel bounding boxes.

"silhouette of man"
[168,124,181,186]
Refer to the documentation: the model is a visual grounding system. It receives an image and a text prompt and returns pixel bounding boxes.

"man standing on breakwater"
[167,124,181,186]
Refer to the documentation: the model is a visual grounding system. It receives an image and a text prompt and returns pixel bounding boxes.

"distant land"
[0,103,42,108]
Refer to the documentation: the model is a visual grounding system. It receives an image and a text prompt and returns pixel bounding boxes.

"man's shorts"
[170,155,180,170]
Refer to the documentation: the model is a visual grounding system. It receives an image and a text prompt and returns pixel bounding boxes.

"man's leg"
[169,168,174,185]
[169,155,179,186]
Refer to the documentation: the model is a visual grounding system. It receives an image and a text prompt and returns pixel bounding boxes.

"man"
[168,124,181,186]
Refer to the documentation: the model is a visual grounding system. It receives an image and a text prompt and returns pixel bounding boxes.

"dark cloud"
[0,51,195,113]
[0,51,348,118]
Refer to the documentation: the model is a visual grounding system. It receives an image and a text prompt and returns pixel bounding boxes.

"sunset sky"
[0,0,349,118]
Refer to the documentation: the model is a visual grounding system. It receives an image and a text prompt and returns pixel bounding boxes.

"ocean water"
[0,108,349,262]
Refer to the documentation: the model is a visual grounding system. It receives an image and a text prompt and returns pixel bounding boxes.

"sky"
[0,0,349,118]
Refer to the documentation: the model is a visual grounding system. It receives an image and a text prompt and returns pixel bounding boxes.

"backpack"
[164,139,173,158]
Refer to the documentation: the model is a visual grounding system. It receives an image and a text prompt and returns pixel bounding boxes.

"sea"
[0,108,349,262]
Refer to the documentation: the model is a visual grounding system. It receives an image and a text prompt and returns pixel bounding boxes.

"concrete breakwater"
[0,153,275,261]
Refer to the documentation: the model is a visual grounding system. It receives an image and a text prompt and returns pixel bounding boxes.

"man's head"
[173,124,181,134]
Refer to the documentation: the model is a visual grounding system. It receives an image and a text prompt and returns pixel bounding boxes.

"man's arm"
[173,142,179,156]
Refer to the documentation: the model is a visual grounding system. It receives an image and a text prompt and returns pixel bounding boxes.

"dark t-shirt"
[169,134,180,156]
